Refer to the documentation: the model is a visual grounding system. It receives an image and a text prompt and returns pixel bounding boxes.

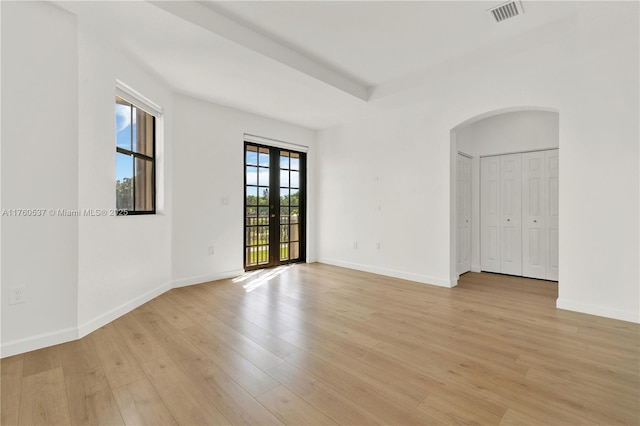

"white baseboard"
[471,265,481,273]
[318,258,454,288]
[1,269,253,358]
[1,270,250,358]
[2,327,78,359]
[172,269,244,289]
[1,281,172,358]
[78,281,172,338]
[556,298,639,324]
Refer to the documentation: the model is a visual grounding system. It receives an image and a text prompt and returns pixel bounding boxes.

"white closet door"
[546,149,559,281]
[499,154,522,276]
[522,151,547,279]
[457,154,472,275]
[481,156,501,273]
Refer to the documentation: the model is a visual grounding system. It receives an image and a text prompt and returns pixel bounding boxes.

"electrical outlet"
[9,286,25,305]
[376,242,381,250]
[208,246,215,256]
[353,241,358,249]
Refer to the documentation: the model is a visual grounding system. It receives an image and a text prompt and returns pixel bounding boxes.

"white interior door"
[546,149,559,281]
[499,154,522,276]
[457,154,472,275]
[522,151,547,279]
[481,156,501,273]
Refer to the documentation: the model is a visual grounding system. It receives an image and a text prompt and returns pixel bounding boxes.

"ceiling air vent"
[487,1,524,23]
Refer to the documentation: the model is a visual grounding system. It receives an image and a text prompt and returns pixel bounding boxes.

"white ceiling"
[206,1,577,87]
[56,1,581,129]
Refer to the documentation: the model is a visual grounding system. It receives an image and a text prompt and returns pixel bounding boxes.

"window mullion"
[133,153,153,162]
[116,147,133,155]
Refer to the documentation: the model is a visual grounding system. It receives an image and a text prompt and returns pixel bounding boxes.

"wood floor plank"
[279,328,428,406]
[111,378,177,426]
[134,311,204,362]
[181,323,279,397]
[145,292,198,330]
[113,312,169,363]
[59,338,102,375]
[140,356,231,425]
[266,361,384,426]
[524,367,640,424]
[418,391,505,425]
[22,345,61,377]
[135,308,279,402]
[175,355,283,425]
[90,324,147,389]
[170,290,301,359]
[64,368,124,425]
[173,298,286,371]
[257,385,338,426]
[371,341,596,425]
[18,367,71,425]
[517,350,640,394]
[1,355,24,426]
[183,285,296,337]
[279,328,368,360]
[284,350,442,425]
[243,292,384,349]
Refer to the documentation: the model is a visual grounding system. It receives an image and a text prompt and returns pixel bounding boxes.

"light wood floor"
[2,263,639,425]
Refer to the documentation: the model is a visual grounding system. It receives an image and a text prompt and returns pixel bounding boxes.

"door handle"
[507,219,510,222]
[533,220,537,223]
[271,214,276,218]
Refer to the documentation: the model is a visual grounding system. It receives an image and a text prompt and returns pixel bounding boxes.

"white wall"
[1,1,176,356]
[456,110,559,272]
[318,2,639,322]
[1,1,79,352]
[171,95,317,287]
[0,1,319,357]
[317,109,453,286]
[76,23,174,337]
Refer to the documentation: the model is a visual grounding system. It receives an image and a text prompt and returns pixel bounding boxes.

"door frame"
[456,151,472,275]
[243,139,307,271]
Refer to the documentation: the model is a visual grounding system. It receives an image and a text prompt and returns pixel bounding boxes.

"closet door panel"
[481,157,501,273]
[500,154,522,276]
[522,151,547,279]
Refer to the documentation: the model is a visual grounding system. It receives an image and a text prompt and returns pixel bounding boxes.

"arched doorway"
[449,107,560,285]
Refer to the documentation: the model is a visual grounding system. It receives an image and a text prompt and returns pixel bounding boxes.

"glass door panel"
[279,151,302,262]
[245,145,271,268]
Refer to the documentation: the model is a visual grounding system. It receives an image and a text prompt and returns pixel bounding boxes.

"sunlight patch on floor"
[233,265,292,292]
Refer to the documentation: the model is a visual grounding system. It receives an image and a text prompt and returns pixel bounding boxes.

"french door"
[244,143,306,270]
